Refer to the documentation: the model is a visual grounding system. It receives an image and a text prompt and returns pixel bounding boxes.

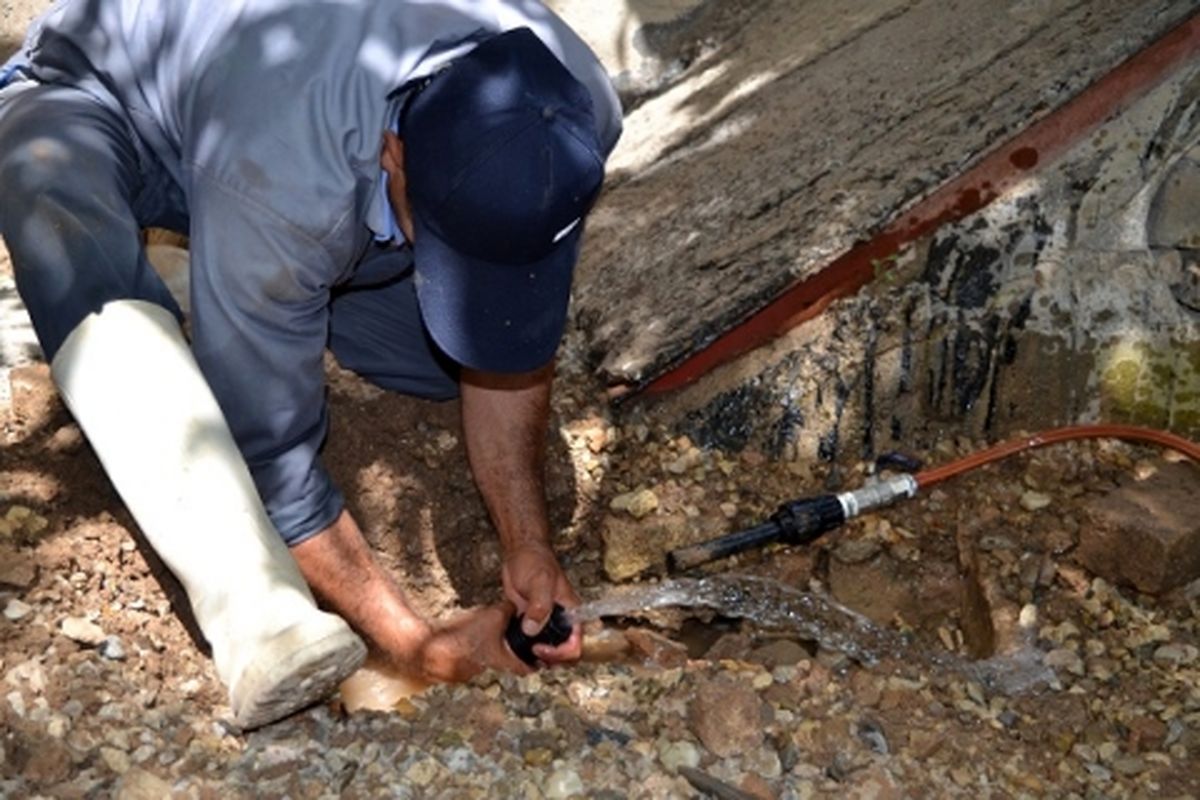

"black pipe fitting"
[667,494,847,571]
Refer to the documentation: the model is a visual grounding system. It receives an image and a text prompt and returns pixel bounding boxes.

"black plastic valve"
[505,603,574,666]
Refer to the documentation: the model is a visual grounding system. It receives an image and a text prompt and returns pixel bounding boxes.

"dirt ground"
[2,345,1199,797]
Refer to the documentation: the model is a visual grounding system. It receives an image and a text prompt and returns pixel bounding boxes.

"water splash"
[573,574,1055,694]
[572,575,902,667]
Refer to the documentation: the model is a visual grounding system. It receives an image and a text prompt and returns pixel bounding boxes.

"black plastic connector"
[505,603,573,666]
[771,494,846,545]
[667,494,847,571]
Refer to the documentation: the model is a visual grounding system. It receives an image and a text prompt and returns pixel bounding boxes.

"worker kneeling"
[0,0,620,728]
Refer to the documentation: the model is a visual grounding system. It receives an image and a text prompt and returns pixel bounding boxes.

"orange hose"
[914,425,1200,489]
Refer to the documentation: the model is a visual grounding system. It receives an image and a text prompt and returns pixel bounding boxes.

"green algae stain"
[1099,340,1200,436]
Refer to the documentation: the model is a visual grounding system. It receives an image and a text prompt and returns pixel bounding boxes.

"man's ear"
[381,130,405,173]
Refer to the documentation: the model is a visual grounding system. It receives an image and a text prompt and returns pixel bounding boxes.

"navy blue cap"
[402,27,605,373]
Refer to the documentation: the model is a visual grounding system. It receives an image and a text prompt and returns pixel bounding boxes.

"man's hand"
[502,541,582,664]
[292,510,529,683]
[421,602,532,682]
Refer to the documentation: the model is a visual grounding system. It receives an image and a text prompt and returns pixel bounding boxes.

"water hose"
[667,424,1200,571]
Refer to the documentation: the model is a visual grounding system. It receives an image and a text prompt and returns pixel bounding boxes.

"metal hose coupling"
[836,473,918,519]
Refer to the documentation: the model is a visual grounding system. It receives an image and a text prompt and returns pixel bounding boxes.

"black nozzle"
[667,494,846,571]
[505,603,573,666]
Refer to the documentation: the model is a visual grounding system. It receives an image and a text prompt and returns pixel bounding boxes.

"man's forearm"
[459,362,555,552]
[290,509,527,681]
[290,510,433,667]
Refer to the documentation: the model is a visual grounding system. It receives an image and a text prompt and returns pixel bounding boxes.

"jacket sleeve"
[184,170,345,546]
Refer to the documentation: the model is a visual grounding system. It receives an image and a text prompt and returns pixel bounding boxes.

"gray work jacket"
[14,0,622,544]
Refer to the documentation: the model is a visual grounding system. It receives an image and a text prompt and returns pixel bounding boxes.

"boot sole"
[231,624,367,730]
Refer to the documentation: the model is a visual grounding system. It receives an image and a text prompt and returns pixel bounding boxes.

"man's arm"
[460,362,583,663]
[291,509,527,682]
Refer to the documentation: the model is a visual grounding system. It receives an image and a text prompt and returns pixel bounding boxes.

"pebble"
[544,768,584,799]
[61,616,107,646]
[609,488,659,519]
[1044,648,1085,677]
[114,767,173,800]
[100,636,127,661]
[3,599,32,621]
[6,660,46,693]
[744,745,783,779]
[6,691,24,718]
[1111,755,1146,776]
[688,677,764,758]
[658,740,701,772]
[833,537,882,564]
[1152,644,1197,666]
[101,746,132,775]
[1019,491,1053,511]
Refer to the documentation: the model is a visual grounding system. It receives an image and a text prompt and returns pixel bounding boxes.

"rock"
[22,737,72,784]
[1126,716,1168,753]
[625,628,689,668]
[1,506,50,544]
[1044,648,1085,677]
[544,768,584,799]
[688,676,765,758]
[3,599,32,621]
[114,767,173,800]
[1077,463,1200,594]
[5,659,47,693]
[5,690,25,718]
[601,511,724,581]
[749,640,810,668]
[1110,755,1146,777]
[609,488,659,519]
[0,545,36,588]
[44,424,84,454]
[100,636,127,661]
[60,617,106,646]
[658,740,701,773]
[856,718,889,755]
[1152,643,1197,666]
[833,537,882,564]
[581,627,631,662]
[1019,491,1053,511]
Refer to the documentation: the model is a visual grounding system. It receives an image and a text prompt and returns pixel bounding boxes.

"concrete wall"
[649,62,1200,464]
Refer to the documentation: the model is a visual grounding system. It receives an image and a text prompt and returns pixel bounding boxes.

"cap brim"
[412,213,581,373]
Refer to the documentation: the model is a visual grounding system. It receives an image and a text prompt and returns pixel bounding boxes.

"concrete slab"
[654,56,1200,463]
[572,0,1198,389]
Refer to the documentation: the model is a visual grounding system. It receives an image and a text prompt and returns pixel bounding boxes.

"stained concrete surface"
[570,0,1198,387]
[659,58,1200,466]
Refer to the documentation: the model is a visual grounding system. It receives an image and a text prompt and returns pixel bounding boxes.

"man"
[0,0,621,728]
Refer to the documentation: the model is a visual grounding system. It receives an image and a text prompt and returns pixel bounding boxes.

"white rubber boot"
[50,300,365,728]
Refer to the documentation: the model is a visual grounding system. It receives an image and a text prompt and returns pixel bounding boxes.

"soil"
[2,348,1199,798]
